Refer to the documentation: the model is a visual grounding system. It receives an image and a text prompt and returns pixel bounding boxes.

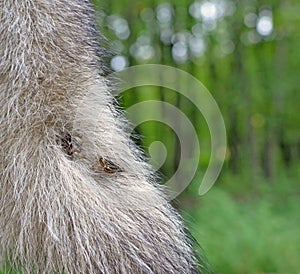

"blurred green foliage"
[92,0,300,273]
[94,0,300,179]
[182,167,300,273]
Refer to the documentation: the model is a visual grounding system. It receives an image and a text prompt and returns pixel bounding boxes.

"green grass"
[183,171,300,274]
[0,262,22,274]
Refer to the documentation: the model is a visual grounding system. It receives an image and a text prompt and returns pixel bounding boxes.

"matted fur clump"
[0,0,202,273]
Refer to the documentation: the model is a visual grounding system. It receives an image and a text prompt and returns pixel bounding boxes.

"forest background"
[93,0,300,273]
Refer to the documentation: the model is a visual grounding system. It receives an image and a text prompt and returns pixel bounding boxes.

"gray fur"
[0,0,200,273]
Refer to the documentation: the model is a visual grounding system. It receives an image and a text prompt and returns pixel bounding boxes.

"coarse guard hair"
[0,0,203,273]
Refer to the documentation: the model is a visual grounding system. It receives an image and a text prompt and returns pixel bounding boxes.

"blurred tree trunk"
[263,125,277,179]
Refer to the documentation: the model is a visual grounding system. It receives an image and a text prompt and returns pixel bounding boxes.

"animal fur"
[0,0,202,273]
